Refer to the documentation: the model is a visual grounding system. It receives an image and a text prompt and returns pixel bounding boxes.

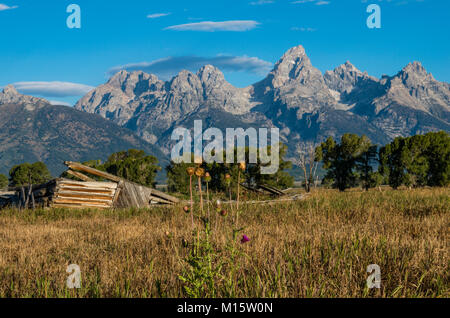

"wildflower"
[220,209,227,216]
[241,235,250,244]
[195,167,205,178]
[239,161,246,171]
[183,205,190,213]
[204,172,212,183]
[225,173,231,185]
[186,167,195,176]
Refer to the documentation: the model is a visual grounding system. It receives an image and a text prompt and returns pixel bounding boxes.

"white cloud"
[164,20,260,32]
[109,55,273,80]
[291,27,317,32]
[49,100,73,107]
[291,0,330,5]
[0,3,18,11]
[13,82,95,97]
[250,0,274,5]
[147,13,171,19]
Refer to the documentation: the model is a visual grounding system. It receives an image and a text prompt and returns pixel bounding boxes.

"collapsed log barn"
[0,161,179,210]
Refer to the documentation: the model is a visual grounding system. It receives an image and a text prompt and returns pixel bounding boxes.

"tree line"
[0,131,448,192]
[315,131,449,191]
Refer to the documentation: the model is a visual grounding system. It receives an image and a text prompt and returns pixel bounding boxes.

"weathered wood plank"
[55,192,114,200]
[51,203,111,209]
[57,187,115,195]
[53,198,112,205]
[57,180,117,189]
[65,161,122,182]
[66,170,95,182]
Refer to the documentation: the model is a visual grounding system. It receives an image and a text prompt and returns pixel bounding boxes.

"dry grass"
[0,188,448,298]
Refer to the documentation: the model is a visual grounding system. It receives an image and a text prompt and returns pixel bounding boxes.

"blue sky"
[0,0,448,106]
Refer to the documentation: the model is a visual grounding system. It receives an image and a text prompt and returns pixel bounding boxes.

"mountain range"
[75,45,450,157]
[0,85,167,179]
[1,44,449,180]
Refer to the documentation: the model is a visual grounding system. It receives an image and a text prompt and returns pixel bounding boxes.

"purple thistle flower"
[241,235,250,244]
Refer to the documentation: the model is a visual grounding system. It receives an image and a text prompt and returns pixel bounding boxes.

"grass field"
[0,188,448,298]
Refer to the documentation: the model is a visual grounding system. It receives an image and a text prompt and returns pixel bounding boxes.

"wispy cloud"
[13,82,94,97]
[108,55,273,80]
[164,20,260,32]
[0,3,18,11]
[291,0,330,5]
[147,13,171,19]
[49,100,73,107]
[291,27,317,32]
[250,0,274,5]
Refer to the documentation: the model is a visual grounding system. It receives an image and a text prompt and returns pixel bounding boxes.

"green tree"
[315,134,375,191]
[9,162,52,187]
[0,174,8,189]
[379,131,450,188]
[103,149,161,187]
[166,144,294,194]
[356,144,378,191]
[424,131,450,186]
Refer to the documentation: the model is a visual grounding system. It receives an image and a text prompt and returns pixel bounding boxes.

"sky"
[0,0,449,106]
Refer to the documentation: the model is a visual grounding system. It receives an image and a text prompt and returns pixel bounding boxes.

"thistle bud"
[204,172,212,182]
[195,167,205,178]
[186,167,195,176]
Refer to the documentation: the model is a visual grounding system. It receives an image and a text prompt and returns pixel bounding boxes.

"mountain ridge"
[73,45,450,158]
[0,87,169,179]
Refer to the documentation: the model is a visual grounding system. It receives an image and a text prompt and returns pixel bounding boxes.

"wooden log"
[56,187,115,195]
[53,198,113,205]
[259,184,284,196]
[54,192,114,201]
[122,180,179,204]
[57,180,118,189]
[51,203,111,209]
[66,170,95,182]
[64,162,121,182]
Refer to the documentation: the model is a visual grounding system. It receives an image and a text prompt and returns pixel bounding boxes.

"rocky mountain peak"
[106,70,156,97]
[197,64,225,84]
[2,84,19,96]
[0,84,49,106]
[401,61,427,76]
[324,61,378,95]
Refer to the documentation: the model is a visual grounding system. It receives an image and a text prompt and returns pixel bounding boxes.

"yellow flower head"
[195,167,205,177]
[186,167,195,176]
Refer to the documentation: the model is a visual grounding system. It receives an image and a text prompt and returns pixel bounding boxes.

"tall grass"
[0,188,448,298]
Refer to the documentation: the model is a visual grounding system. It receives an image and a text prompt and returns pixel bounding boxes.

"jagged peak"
[197,64,225,83]
[2,84,19,95]
[401,61,427,76]
[281,45,307,59]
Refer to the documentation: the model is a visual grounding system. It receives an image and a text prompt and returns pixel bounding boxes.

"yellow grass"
[0,187,448,298]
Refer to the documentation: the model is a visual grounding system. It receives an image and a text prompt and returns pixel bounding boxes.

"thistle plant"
[204,172,211,220]
[236,161,246,226]
[195,167,205,216]
[225,173,232,208]
[186,167,195,229]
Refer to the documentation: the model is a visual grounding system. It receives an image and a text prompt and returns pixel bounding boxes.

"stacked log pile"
[0,161,179,210]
